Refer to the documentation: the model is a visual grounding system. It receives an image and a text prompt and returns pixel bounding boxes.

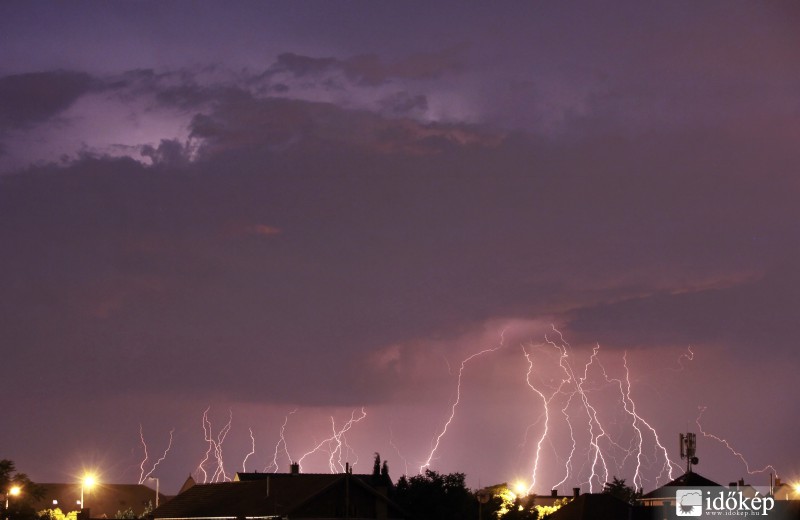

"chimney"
[345,462,350,474]
[551,489,558,498]
[738,478,745,486]
[573,487,580,498]
[290,462,300,475]
[775,477,782,487]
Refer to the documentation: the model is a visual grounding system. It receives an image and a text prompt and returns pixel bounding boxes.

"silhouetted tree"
[372,453,381,478]
[1,459,45,520]
[394,469,475,520]
[602,476,641,505]
[380,460,392,489]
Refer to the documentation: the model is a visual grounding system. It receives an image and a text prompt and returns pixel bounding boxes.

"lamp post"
[476,489,490,520]
[80,475,96,513]
[5,486,21,520]
[147,477,159,509]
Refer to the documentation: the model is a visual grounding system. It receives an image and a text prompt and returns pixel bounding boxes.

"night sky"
[2,1,799,496]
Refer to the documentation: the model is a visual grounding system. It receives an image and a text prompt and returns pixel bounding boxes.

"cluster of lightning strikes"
[515,327,683,494]
[135,334,778,490]
[137,425,174,484]
[189,406,368,482]
[197,407,234,482]
[266,409,297,472]
[695,406,777,476]
[297,407,368,473]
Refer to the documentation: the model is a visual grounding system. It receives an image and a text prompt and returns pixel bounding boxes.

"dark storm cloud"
[566,261,800,357]
[266,46,465,86]
[0,70,93,130]
[186,92,501,157]
[378,92,428,117]
[141,139,191,166]
[2,99,797,407]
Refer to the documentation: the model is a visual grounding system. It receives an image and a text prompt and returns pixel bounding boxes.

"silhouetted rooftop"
[641,471,722,499]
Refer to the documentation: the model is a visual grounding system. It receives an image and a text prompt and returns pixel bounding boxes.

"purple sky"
[2,1,799,496]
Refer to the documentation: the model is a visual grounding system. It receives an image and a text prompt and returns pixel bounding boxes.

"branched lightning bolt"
[419,332,506,473]
[212,410,233,482]
[328,408,367,472]
[522,343,570,493]
[297,407,367,473]
[267,409,297,472]
[389,425,410,477]
[242,428,256,472]
[601,353,679,490]
[696,406,777,476]
[197,407,233,483]
[573,344,611,492]
[540,330,610,493]
[137,425,174,484]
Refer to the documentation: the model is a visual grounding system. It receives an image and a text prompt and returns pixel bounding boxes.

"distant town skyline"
[1,1,798,494]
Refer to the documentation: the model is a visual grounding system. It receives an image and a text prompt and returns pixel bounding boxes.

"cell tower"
[679,432,699,473]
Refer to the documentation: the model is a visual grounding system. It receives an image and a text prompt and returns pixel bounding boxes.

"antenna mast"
[679,432,699,473]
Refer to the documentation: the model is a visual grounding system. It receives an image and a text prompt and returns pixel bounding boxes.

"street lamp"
[5,486,21,520]
[147,477,159,509]
[80,475,96,512]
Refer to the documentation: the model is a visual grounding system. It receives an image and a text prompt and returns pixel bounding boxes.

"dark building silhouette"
[151,466,405,520]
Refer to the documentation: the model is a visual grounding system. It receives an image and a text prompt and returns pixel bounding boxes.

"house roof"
[547,493,632,520]
[641,471,722,499]
[152,472,399,519]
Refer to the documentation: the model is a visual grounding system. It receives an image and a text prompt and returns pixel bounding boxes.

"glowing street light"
[80,475,96,511]
[5,486,21,520]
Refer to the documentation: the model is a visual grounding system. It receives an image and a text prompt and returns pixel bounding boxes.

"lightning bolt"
[242,428,256,472]
[601,352,680,490]
[696,406,777,476]
[522,343,570,493]
[267,409,297,472]
[297,407,367,473]
[137,425,174,484]
[419,332,506,473]
[328,408,367,472]
[197,407,233,482]
[539,330,610,493]
[389,425,410,477]
[573,344,611,492]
